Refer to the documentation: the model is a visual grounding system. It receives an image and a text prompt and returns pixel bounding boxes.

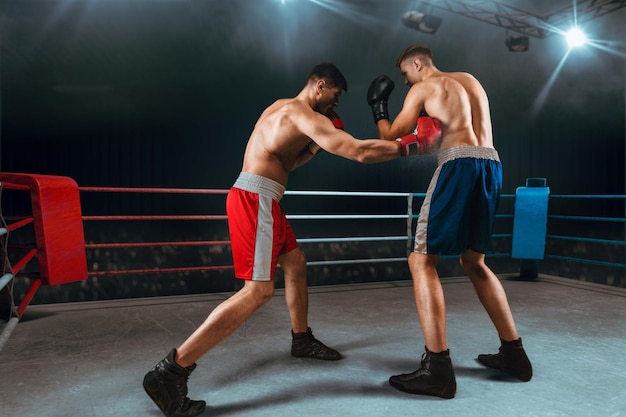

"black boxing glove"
[367,75,395,123]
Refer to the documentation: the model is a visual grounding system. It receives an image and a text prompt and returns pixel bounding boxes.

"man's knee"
[280,248,307,276]
[460,251,495,283]
[291,248,307,267]
[409,251,437,262]
[244,281,275,304]
[408,252,439,276]
[460,250,483,268]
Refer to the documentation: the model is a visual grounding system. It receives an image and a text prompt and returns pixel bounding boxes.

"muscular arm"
[376,84,425,141]
[305,112,401,163]
[291,142,318,170]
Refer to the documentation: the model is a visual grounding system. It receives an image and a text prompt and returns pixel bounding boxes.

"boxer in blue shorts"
[367,44,532,399]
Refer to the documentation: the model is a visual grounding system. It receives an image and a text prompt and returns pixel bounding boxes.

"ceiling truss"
[414,0,626,38]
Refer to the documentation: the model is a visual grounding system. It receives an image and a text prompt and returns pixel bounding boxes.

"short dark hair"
[307,62,348,93]
[396,44,434,67]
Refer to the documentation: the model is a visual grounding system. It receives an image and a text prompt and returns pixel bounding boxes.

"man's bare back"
[429,72,494,150]
[375,51,494,152]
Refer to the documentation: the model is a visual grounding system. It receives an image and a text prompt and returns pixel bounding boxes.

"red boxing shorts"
[414,146,502,255]
[226,172,298,281]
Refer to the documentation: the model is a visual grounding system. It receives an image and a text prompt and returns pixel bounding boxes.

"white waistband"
[233,172,286,202]
[437,146,500,166]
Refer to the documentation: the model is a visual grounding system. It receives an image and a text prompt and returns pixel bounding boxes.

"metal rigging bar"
[414,0,626,38]
[415,0,549,37]
[544,0,626,31]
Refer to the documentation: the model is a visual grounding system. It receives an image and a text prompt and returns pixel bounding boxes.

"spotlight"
[565,27,587,48]
[401,11,442,34]
[505,34,529,52]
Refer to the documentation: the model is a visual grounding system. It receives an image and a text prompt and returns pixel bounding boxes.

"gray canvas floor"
[1,275,625,417]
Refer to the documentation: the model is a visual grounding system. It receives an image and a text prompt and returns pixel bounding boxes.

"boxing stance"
[367,44,532,399]
[143,62,416,417]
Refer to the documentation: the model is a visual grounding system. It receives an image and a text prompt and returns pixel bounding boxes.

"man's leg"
[280,248,342,360]
[460,249,518,341]
[143,280,274,417]
[408,252,447,352]
[389,252,456,399]
[280,248,308,333]
[176,280,275,366]
[461,249,532,381]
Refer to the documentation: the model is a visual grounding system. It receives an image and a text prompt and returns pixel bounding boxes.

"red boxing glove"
[396,133,419,156]
[396,117,442,156]
[327,109,345,130]
[416,116,442,153]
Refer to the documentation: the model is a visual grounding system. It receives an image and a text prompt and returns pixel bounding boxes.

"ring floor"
[1,274,625,417]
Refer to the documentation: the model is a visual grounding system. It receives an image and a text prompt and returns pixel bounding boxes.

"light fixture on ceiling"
[505,33,530,52]
[401,10,442,34]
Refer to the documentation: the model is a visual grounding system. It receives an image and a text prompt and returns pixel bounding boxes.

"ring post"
[512,178,550,280]
[0,173,88,317]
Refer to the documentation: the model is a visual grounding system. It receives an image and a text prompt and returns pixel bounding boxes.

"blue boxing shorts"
[414,146,502,255]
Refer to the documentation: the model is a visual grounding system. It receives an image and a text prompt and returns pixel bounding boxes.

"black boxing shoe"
[389,347,456,399]
[143,349,206,417]
[291,327,343,360]
[477,337,533,382]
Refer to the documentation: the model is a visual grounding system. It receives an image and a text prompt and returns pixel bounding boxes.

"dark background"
[1,0,625,302]
[3,0,624,193]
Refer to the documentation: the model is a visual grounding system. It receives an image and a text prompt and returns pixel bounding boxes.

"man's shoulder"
[415,74,462,94]
[261,98,305,118]
[444,71,481,87]
[266,97,293,111]
[444,70,474,78]
[270,97,313,113]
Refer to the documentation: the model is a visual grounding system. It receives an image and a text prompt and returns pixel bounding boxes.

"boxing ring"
[1,173,625,350]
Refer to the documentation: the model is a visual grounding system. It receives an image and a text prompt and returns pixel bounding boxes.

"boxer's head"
[308,62,347,114]
[307,62,348,93]
[397,44,434,86]
[396,44,434,68]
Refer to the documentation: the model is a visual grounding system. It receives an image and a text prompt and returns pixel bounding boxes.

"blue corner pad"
[512,184,550,259]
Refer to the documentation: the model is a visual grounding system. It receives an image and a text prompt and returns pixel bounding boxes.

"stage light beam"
[565,27,587,48]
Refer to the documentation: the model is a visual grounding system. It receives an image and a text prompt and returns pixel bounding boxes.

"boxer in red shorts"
[367,44,532,399]
[144,62,414,417]
[226,172,297,281]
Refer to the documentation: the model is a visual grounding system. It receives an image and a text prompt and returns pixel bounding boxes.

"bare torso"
[241,98,316,187]
[414,72,494,151]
